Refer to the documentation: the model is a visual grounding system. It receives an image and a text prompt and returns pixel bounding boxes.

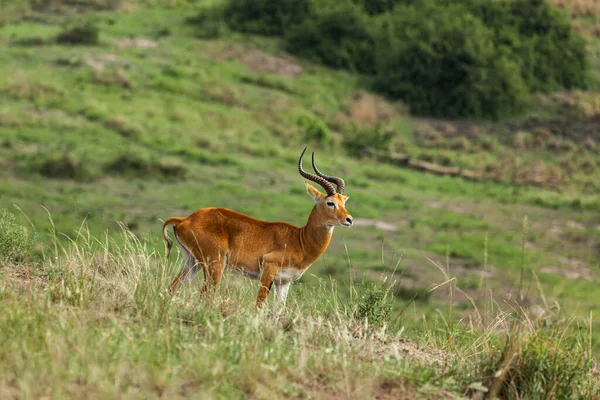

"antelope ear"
[305,182,324,203]
[342,195,350,204]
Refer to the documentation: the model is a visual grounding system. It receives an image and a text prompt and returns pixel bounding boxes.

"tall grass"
[0,220,598,398]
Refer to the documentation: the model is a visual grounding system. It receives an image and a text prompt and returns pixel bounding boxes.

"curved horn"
[311,152,345,195]
[298,147,335,196]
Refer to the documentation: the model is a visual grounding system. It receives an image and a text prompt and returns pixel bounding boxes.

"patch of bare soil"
[540,256,595,280]
[565,220,586,230]
[113,38,157,49]
[218,47,302,77]
[371,336,449,368]
[346,91,403,126]
[353,218,399,231]
[426,201,470,214]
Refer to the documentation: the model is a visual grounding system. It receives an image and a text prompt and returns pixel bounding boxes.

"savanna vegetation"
[1,0,600,398]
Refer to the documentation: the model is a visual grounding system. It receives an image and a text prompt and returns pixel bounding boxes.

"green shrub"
[351,0,409,15]
[352,281,393,328]
[0,208,35,264]
[285,2,377,73]
[209,0,592,120]
[297,115,331,146]
[223,0,313,36]
[473,321,596,399]
[104,154,187,180]
[373,5,530,119]
[343,123,393,158]
[449,0,592,92]
[186,6,229,39]
[29,152,94,182]
[56,24,99,45]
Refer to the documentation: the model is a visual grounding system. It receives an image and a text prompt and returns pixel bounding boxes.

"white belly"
[275,267,303,284]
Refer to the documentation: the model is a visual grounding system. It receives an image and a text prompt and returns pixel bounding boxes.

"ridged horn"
[298,147,335,196]
[311,152,345,195]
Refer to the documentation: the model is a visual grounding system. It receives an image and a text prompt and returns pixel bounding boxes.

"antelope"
[162,148,353,309]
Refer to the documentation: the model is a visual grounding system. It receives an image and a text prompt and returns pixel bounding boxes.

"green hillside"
[1,0,600,398]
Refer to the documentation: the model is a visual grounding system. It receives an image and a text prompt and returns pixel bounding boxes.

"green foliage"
[223,0,314,36]
[297,115,331,146]
[450,0,592,92]
[218,0,592,119]
[56,24,99,45]
[472,320,597,399]
[104,153,187,180]
[0,208,35,264]
[351,0,409,15]
[285,2,377,73]
[392,284,431,303]
[186,6,229,39]
[343,123,393,158]
[352,281,393,328]
[28,152,94,182]
[373,5,530,119]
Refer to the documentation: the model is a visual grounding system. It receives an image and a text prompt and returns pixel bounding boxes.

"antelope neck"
[299,207,334,263]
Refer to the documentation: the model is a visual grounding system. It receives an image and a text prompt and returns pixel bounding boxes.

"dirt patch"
[219,47,302,77]
[540,256,595,280]
[347,91,402,126]
[426,201,470,214]
[371,336,449,368]
[353,218,399,231]
[113,38,157,49]
[565,220,586,230]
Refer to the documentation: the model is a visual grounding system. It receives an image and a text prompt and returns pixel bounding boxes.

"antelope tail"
[162,217,184,258]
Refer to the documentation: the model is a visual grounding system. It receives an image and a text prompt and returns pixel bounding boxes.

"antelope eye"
[326,201,335,207]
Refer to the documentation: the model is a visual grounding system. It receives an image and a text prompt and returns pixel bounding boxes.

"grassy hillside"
[1,0,600,397]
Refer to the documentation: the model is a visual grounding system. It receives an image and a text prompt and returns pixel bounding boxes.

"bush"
[353,281,393,328]
[187,6,229,39]
[104,154,187,180]
[223,0,313,36]
[216,0,592,119]
[351,0,409,15]
[451,0,592,92]
[285,2,377,73]
[473,320,596,399]
[343,123,393,158]
[373,5,530,119]
[297,115,331,146]
[56,24,99,45]
[0,208,35,264]
[31,152,93,181]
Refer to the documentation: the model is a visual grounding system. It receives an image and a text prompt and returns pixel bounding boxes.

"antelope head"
[298,148,353,228]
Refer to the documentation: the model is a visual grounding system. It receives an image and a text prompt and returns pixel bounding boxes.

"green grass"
[1,225,598,398]
[1,1,600,395]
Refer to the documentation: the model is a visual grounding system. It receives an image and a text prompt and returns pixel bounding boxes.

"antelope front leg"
[274,282,291,313]
[256,262,279,309]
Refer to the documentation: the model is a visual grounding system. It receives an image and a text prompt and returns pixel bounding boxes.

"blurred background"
[1,0,600,348]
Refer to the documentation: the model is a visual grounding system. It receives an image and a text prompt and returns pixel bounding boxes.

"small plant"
[513,131,534,150]
[56,24,99,45]
[0,208,35,264]
[450,135,470,152]
[471,318,596,400]
[223,0,314,36]
[352,281,393,328]
[297,115,331,146]
[392,284,431,303]
[29,152,93,181]
[343,123,393,158]
[104,115,142,138]
[187,6,229,39]
[104,153,187,180]
[478,135,498,152]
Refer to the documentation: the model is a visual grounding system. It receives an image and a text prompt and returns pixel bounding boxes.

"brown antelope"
[162,148,353,309]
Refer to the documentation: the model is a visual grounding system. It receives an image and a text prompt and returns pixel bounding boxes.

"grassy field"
[1,0,600,397]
